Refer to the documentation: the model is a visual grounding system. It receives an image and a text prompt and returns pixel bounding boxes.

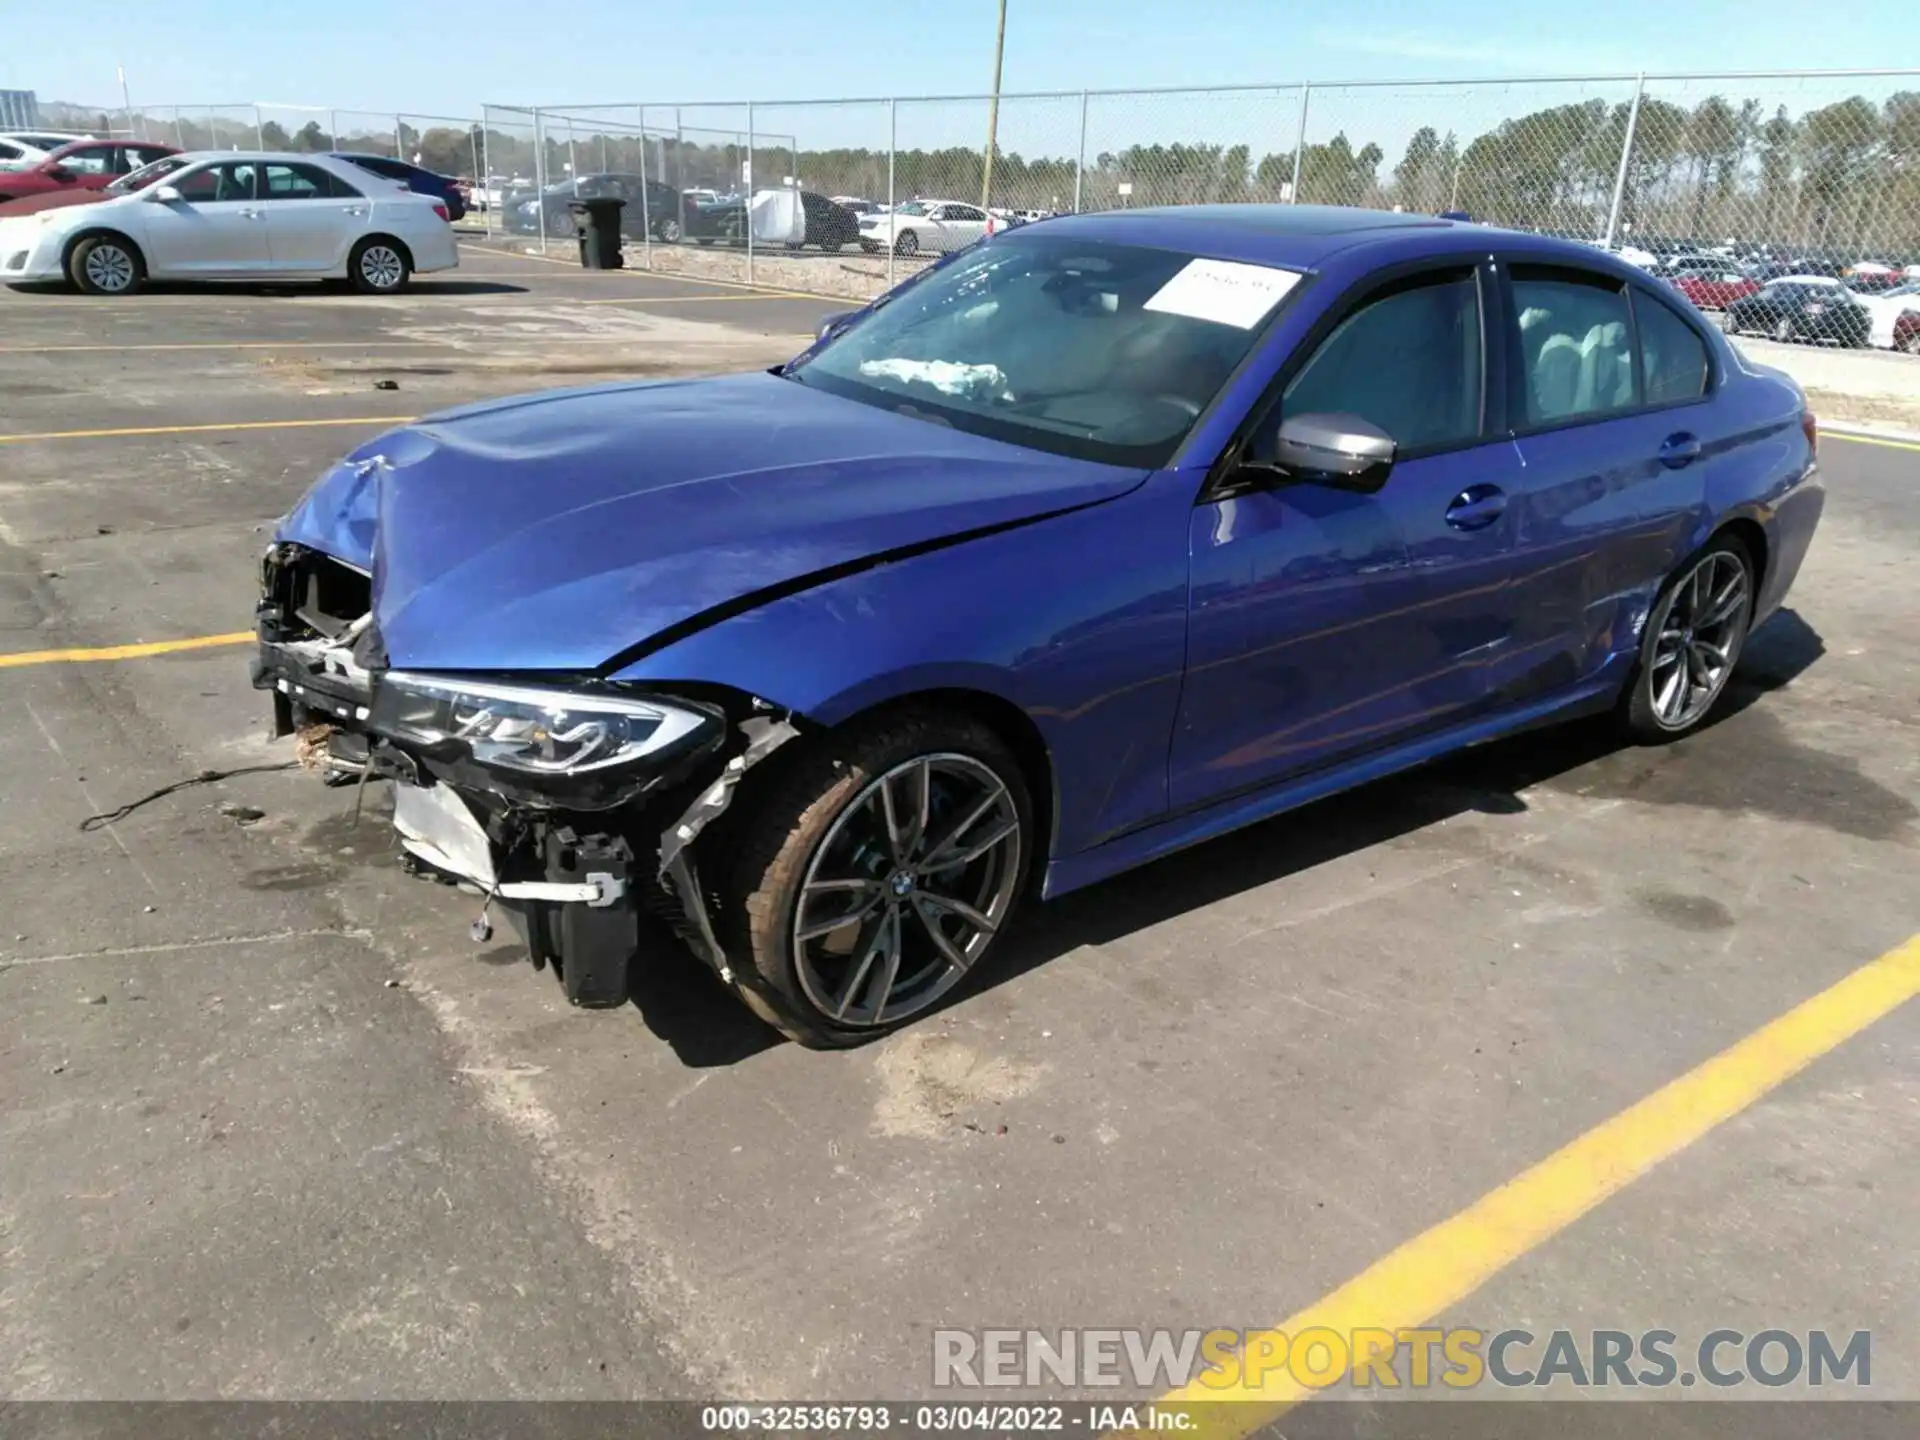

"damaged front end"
[252,541,796,1009]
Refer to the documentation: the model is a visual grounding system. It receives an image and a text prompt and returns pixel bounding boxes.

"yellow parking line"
[1826,430,1920,453]
[1162,932,1920,1437]
[0,632,255,669]
[0,416,414,444]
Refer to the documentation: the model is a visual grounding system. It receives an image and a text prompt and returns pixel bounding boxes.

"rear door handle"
[1659,433,1703,468]
[1445,483,1508,531]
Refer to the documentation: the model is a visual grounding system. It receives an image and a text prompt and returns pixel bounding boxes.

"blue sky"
[8,0,1912,120]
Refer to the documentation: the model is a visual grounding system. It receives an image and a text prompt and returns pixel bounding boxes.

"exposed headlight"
[370,672,712,777]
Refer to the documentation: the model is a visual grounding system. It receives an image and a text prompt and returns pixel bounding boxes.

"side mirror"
[149,183,183,203]
[1254,412,1398,492]
[44,164,73,182]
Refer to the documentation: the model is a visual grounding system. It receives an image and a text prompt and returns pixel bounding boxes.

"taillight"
[432,202,449,222]
[1801,407,1818,457]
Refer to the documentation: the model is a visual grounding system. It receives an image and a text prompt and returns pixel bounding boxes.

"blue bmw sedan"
[255,205,1825,1045]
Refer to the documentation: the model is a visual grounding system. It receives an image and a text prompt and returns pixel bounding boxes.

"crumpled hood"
[277,371,1148,672]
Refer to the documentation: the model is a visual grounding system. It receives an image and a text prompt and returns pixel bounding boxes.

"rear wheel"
[657,217,682,243]
[68,235,143,296]
[1903,330,1920,355]
[350,237,410,294]
[1622,536,1755,743]
[1773,316,1794,343]
[720,711,1032,1047]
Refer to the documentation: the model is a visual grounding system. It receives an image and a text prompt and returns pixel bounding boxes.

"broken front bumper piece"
[252,542,799,1010]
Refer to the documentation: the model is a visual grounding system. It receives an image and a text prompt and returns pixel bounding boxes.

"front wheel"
[69,235,143,295]
[1903,330,1920,355]
[720,711,1032,1047]
[893,230,919,257]
[350,237,411,294]
[657,218,682,243]
[1773,316,1794,343]
[1622,536,1755,742]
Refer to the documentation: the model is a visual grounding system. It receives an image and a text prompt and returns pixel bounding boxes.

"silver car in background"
[0,151,459,295]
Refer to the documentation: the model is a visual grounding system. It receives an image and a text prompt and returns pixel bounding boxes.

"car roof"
[1008,203,1640,275]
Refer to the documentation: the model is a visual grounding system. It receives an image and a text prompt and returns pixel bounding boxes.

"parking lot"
[2,240,1918,1425]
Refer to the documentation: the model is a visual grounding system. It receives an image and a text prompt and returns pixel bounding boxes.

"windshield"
[891,201,930,217]
[106,154,192,195]
[784,235,1300,466]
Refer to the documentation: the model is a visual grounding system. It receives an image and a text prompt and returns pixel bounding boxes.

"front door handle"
[1445,483,1508,531]
[1659,432,1703,468]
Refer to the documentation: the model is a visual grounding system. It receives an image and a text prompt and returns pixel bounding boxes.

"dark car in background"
[0,139,178,204]
[329,153,467,223]
[1723,277,1871,346]
[675,190,861,251]
[507,173,683,242]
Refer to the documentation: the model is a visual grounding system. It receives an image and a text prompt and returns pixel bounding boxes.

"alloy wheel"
[360,245,404,291]
[790,753,1022,1027]
[84,244,136,294]
[1647,550,1750,732]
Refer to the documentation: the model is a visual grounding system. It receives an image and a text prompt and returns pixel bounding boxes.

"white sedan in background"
[0,131,93,168]
[0,151,457,295]
[857,198,990,256]
[1859,280,1920,350]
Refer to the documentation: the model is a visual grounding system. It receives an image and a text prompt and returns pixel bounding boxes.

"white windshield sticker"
[858,358,1008,398]
[1143,259,1301,329]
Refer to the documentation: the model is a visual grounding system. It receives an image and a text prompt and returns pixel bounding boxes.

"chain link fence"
[42,72,1920,326]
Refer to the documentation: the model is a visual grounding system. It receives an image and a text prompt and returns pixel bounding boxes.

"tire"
[1720,311,1741,335]
[658,218,682,244]
[1621,535,1756,743]
[1903,331,1920,356]
[1773,316,1794,343]
[349,237,410,294]
[68,235,143,296]
[718,709,1033,1048]
[893,229,919,257]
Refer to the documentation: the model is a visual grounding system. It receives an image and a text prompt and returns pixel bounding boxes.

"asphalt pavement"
[1,248,1916,1424]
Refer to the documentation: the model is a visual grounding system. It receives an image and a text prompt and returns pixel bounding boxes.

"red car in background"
[1669,268,1759,311]
[0,139,179,205]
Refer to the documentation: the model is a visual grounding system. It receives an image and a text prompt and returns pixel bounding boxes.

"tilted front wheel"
[721,712,1032,1047]
[1623,537,1755,742]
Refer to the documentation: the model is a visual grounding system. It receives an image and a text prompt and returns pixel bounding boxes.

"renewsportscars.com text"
[932,1327,1871,1391]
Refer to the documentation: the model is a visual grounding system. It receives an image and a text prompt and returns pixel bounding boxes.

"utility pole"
[980,0,1007,211]
[116,64,133,137]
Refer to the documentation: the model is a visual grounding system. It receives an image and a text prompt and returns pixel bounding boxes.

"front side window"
[1281,270,1483,451]
[1635,294,1709,405]
[171,163,257,202]
[54,147,114,176]
[1511,270,1637,426]
[786,236,1299,465]
[107,154,192,194]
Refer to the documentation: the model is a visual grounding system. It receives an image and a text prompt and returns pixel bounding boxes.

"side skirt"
[1041,673,1627,901]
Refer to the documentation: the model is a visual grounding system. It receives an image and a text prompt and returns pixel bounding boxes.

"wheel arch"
[1715,514,1769,594]
[773,682,1060,883]
[61,226,147,274]
[356,231,415,270]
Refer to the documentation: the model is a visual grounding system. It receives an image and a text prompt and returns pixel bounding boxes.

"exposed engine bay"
[252,541,798,1012]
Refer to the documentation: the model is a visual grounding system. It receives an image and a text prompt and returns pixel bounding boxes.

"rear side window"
[1510,269,1637,426]
[1282,270,1484,451]
[352,156,408,180]
[1635,294,1709,405]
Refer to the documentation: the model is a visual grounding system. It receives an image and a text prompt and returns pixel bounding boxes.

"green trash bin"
[569,197,626,270]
